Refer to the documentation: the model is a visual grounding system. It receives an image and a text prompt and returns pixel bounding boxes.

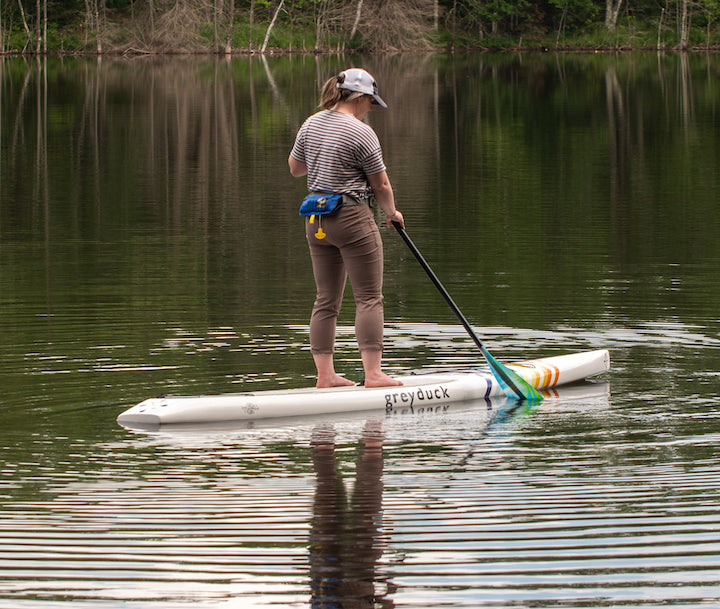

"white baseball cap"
[336,68,387,108]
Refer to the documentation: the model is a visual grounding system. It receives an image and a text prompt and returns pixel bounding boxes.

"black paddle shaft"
[392,222,542,400]
[391,221,534,400]
[392,222,486,352]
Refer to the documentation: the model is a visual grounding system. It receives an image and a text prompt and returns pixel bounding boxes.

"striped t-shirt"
[290,109,386,201]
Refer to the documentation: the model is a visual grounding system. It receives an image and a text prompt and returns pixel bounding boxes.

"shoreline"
[4,44,720,58]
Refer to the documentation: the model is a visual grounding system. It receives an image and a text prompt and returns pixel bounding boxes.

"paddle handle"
[391,221,485,352]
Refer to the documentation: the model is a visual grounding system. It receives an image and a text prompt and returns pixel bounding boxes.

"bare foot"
[317,374,356,388]
[363,373,403,388]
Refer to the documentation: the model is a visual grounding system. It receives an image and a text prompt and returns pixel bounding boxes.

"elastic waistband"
[342,194,373,207]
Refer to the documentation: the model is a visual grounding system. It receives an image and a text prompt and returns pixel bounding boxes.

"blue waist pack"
[299,193,343,217]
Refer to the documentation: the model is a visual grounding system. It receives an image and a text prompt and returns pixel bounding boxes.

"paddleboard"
[117,349,610,429]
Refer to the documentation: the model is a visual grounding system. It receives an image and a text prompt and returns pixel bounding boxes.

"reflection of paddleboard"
[488,380,611,426]
[116,349,610,429]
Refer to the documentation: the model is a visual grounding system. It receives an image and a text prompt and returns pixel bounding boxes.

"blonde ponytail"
[319,75,365,110]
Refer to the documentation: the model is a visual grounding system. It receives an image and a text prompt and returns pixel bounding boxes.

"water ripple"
[3,324,720,607]
[3,386,720,608]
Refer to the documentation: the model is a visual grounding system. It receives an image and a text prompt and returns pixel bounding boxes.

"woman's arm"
[368,171,404,227]
[288,154,308,177]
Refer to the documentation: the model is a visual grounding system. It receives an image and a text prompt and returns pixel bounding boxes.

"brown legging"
[306,205,384,355]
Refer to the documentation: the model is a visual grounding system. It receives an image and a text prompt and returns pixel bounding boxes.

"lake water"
[1,52,720,608]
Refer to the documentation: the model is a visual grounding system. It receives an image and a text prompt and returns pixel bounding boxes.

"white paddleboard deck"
[117,349,610,428]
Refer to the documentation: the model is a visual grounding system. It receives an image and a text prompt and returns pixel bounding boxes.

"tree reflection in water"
[309,420,395,608]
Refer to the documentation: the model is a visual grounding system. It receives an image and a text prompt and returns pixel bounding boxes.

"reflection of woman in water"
[309,420,395,608]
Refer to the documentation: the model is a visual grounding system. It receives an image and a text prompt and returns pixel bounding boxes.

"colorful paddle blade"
[481,346,544,402]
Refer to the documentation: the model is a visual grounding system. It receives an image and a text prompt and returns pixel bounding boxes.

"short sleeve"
[290,120,308,164]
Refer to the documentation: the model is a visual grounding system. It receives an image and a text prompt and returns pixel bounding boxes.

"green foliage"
[8,30,32,52]
[707,0,720,22]
[3,0,720,52]
[450,0,532,36]
[105,0,134,8]
[46,24,84,52]
[484,0,532,24]
[547,0,599,28]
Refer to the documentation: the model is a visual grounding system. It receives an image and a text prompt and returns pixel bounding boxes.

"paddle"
[392,222,543,402]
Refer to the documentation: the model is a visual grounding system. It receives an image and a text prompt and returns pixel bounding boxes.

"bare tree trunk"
[225,0,234,53]
[84,0,103,53]
[315,12,321,51]
[451,0,456,51]
[214,0,219,51]
[36,0,40,51]
[707,8,713,49]
[349,0,363,40]
[679,0,689,49]
[657,7,665,49]
[314,0,326,51]
[43,0,47,53]
[604,0,623,30]
[84,0,90,46]
[249,0,254,49]
[17,0,35,52]
[556,0,568,46]
[261,0,284,53]
[149,0,155,38]
[95,0,103,54]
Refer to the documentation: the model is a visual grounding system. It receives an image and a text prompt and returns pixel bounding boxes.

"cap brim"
[372,94,387,108]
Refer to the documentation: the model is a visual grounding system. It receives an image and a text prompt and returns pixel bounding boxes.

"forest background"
[2,0,720,55]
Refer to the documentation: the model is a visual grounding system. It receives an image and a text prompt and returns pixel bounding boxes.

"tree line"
[1,0,719,54]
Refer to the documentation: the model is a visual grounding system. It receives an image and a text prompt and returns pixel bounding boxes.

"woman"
[288,67,404,388]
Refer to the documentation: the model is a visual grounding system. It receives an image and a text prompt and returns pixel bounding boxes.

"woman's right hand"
[385,209,404,228]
